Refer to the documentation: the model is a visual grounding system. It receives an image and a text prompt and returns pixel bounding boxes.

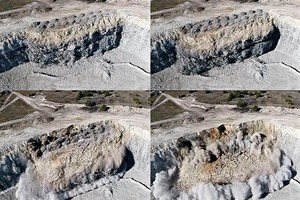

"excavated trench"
[151,120,298,200]
[0,11,147,73]
[150,9,300,75]
[0,121,148,200]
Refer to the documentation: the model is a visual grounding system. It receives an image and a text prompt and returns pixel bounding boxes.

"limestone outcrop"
[0,12,124,72]
[151,10,280,74]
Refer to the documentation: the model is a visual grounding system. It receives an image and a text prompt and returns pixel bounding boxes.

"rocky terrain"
[151,0,300,89]
[0,0,150,89]
[152,9,279,75]
[151,92,300,200]
[0,91,150,200]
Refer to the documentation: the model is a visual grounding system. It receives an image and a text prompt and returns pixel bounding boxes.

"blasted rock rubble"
[151,105,300,200]
[0,120,150,200]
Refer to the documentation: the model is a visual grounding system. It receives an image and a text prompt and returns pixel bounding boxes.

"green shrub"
[82,91,93,97]
[233,91,243,98]
[133,97,141,105]
[255,91,263,98]
[99,104,109,111]
[85,99,96,108]
[236,100,247,108]
[285,99,293,105]
[251,105,261,112]
[226,93,234,101]
[76,91,83,100]
[103,91,111,97]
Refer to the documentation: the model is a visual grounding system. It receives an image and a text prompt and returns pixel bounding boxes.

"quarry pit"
[151,93,300,200]
[151,1,300,89]
[152,121,296,200]
[0,0,150,90]
[0,91,150,200]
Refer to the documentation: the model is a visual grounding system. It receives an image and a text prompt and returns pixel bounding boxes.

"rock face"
[268,15,300,71]
[0,145,27,191]
[0,12,123,73]
[151,10,280,74]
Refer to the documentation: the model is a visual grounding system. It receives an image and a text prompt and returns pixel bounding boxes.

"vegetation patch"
[0,99,35,123]
[151,100,185,122]
[151,0,186,12]
[0,0,35,13]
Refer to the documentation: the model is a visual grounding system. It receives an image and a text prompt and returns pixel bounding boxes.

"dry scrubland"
[151,91,300,122]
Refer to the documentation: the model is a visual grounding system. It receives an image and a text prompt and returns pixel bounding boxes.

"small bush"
[103,91,112,97]
[133,97,141,105]
[233,91,244,98]
[76,91,83,100]
[226,93,233,101]
[82,91,93,97]
[255,91,263,98]
[236,100,247,108]
[285,98,293,105]
[85,99,96,108]
[251,105,261,112]
[99,105,109,111]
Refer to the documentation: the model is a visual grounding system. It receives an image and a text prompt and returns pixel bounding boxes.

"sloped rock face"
[151,120,296,200]
[151,10,280,74]
[0,145,27,191]
[0,12,124,72]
